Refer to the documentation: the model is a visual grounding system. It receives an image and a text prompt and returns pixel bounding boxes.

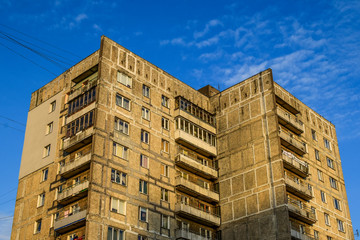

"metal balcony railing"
[277,108,304,134]
[282,150,309,177]
[279,129,306,155]
[288,197,316,224]
[284,173,313,200]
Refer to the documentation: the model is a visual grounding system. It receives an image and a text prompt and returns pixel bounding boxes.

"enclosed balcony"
[59,152,92,179]
[57,180,89,205]
[282,150,309,178]
[176,176,219,203]
[275,94,300,115]
[288,198,316,224]
[68,71,97,102]
[284,173,313,200]
[175,228,216,240]
[277,108,304,134]
[279,129,306,156]
[54,205,87,233]
[175,150,217,180]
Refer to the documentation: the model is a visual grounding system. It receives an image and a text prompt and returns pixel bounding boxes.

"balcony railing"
[290,222,315,240]
[277,108,304,134]
[175,130,217,157]
[68,72,97,101]
[279,129,306,156]
[175,228,217,240]
[288,198,316,224]
[54,206,87,232]
[63,126,94,153]
[59,152,92,178]
[58,180,89,204]
[175,176,219,203]
[275,94,300,115]
[282,150,309,178]
[176,152,218,179]
[175,202,220,227]
[284,174,313,200]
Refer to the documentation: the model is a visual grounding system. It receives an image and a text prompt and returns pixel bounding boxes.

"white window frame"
[334,198,341,210]
[114,118,129,135]
[142,85,150,98]
[142,107,150,120]
[117,71,132,88]
[315,149,320,160]
[327,157,334,169]
[34,219,42,234]
[43,144,51,158]
[49,101,56,113]
[324,138,331,150]
[141,130,150,144]
[140,154,149,168]
[139,180,148,194]
[41,168,48,182]
[162,117,169,130]
[37,193,45,207]
[337,219,345,232]
[46,122,53,134]
[161,95,169,108]
[139,207,148,222]
[110,197,126,215]
[108,226,124,240]
[329,177,338,189]
[111,169,127,186]
[161,139,169,153]
[161,214,170,229]
[324,213,330,226]
[116,94,131,111]
[317,169,323,181]
[320,190,326,203]
[161,188,169,202]
[113,142,128,159]
[161,164,169,177]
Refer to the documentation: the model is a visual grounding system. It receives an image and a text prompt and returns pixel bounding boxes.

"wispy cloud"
[194,19,222,39]
[75,13,88,23]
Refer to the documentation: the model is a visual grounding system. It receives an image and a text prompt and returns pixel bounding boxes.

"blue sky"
[0,0,359,238]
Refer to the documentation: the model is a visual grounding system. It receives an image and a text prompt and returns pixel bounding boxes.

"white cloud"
[194,19,222,39]
[93,24,102,31]
[75,13,88,23]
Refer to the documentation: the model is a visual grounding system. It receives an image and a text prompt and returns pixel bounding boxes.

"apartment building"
[11,36,353,240]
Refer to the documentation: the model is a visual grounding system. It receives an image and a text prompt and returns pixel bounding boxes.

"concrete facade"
[11,36,353,240]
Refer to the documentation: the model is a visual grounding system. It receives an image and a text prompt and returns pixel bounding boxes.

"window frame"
[337,219,345,232]
[139,207,148,222]
[315,149,320,161]
[110,197,126,215]
[324,213,330,226]
[161,188,169,202]
[34,219,42,234]
[139,180,148,194]
[324,138,331,150]
[327,157,335,169]
[41,168,48,182]
[142,84,150,98]
[116,94,131,111]
[49,101,56,113]
[141,107,150,120]
[334,198,341,210]
[161,214,170,229]
[317,169,323,181]
[141,130,150,144]
[46,122,53,135]
[114,118,129,135]
[117,71,132,88]
[113,142,128,159]
[329,177,338,189]
[311,129,317,141]
[161,95,169,108]
[43,144,51,158]
[161,164,169,177]
[140,154,149,168]
[111,169,127,186]
[107,226,124,240]
[161,139,169,153]
[37,193,45,207]
[162,117,169,130]
[320,190,326,203]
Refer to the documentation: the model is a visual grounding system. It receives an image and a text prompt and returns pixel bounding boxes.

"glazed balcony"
[279,130,306,156]
[277,108,304,135]
[54,207,86,233]
[175,176,219,203]
[175,153,218,180]
[175,228,216,240]
[288,198,316,224]
[282,150,309,178]
[59,152,91,179]
[175,130,216,157]
[57,180,89,205]
[63,126,94,153]
[68,73,97,102]
[275,94,300,115]
[285,174,313,200]
[175,202,220,227]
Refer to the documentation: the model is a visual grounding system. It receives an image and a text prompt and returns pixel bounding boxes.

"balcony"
[277,108,304,134]
[174,108,216,134]
[290,229,315,240]
[175,228,216,240]
[175,153,217,180]
[284,174,313,200]
[68,72,98,102]
[176,176,219,203]
[59,153,92,179]
[288,198,316,224]
[63,126,94,153]
[175,130,216,157]
[175,202,220,227]
[275,95,300,115]
[58,180,89,205]
[279,130,306,156]
[54,208,86,233]
[282,150,309,178]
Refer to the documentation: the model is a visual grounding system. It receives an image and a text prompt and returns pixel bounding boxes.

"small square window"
[49,101,56,113]
[111,197,126,215]
[139,207,148,222]
[37,193,45,207]
[111,169,127,186]
[161,188,169,202]
[161,164,169,177]
[34,219,42,234]
[327,157,334,169]
[142,107,150,120]
[43,144,51,157]
[108,227,124,240]
[140,154,149,168]
[139,180,148,194]
[116,94,131,111]
[117,71,132,88]
[142,85,150,98]
[141,130,150,144]
[162,139,169,153]
[46,122,53,134]
[161,95,169,108]
[162,117,169,130]
[114,118,129,135]
[41,168,48,182]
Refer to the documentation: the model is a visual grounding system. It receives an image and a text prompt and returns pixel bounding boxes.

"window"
[161,95,169,108]
[176,118,216,146]
[142,85,150,98]
[107,226,124,240]
[161,214,170,229]
[329,177,338,189]
[37,193,45,207]
[140,154,149,168]
[308,184,313,196]
[46,122,53,134]
[50,101,56,113]
[317,169,323,181]
[139,180,148,194]
[114,118,129,135]
[111,169,127,186]
[138,235,147,240]
[68,87,96,116]
[314,230,319,240]
[334,198,341,210]
[113,143,128,159]
[311,129,317,140]
[327,237,332,240]
[41,168,48,182]
[161,164,169,177]
[161,139,169,153]
[321,190,326,203]
[111,197,126,215]
[139,207,147,222]
[142,107,150,120]
[116,94,131,110]
[34,219,42,234]
[66,110,94,137]
[315,149,320,161]
[161,188,169,202]
[200,228,211,238]
[327,157,334,169]
[337,219,345,232]
[43,144,51,157]
[324,138,331,150]
[141,130,149,144]
[117,71,132,87]
[162,117,169,130]
[324,213,330,226]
